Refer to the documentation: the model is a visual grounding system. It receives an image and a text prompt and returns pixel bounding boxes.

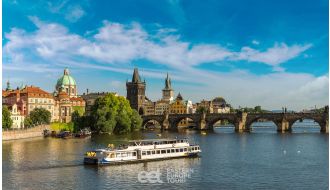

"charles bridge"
[141,110,329,133]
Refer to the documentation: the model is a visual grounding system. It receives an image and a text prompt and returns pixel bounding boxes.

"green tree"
[91,93,142,134]
[2,106,13,129]
[29,108,51,125]
[131,109,142,131]
[196,106,207,114]
[24,117,33,128]
[254,106,262,113]
[71,110,82,132]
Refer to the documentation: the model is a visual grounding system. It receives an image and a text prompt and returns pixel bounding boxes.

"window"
[133,152,136,156]
[142,151,146,155]
[152,151,155,154]
[184,148,187,151]
[176,149,179,152]
[180,149,183,152]
[156,150,160,154]
[147,151,151,155]
[171,149,175,153]
[167,149,170,153]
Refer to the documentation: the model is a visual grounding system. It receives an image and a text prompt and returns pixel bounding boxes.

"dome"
[56,68,76,89]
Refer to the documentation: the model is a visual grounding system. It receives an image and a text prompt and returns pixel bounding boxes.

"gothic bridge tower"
[126,68,146,115]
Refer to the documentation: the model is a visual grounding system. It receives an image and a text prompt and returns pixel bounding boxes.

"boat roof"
[128,138,186,143]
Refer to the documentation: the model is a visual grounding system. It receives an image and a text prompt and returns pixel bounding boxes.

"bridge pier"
[197,112,207,130]
[277,120,290,133]
[235,112,248,132]
[320,120,329,133]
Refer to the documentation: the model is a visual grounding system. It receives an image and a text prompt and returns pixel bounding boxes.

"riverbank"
[2,125,50,141]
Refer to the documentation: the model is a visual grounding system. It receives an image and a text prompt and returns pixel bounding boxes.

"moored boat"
[84,138,201,165]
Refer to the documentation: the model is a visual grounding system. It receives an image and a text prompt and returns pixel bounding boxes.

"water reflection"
[2,121,328,190]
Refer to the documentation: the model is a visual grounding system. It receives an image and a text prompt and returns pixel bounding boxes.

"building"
[196,100,214,113]
[155,99,170,115]
[169,93,192,126]
[144,97,156,115]
[212,97,230,113]
[53,68,85,123]
[81,91,119,116]
[126,68,146,115]
[162,73,174,102]
[55,68,77,98]
[7,103,25,129]
[3,85,55,120]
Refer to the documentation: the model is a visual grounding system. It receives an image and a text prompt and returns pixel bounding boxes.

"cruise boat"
[84,138,201,165]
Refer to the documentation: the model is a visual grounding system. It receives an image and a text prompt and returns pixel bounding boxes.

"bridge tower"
[126,68,146,115]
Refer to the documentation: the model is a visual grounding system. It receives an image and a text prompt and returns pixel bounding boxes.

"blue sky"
[3,0,329,110]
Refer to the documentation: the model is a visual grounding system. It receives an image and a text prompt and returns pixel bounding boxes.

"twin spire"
[130,68,172,90]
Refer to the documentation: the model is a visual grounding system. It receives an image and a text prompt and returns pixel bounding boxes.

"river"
[3,121,328,190]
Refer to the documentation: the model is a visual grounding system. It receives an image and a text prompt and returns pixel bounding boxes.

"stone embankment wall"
[2,125,50,141]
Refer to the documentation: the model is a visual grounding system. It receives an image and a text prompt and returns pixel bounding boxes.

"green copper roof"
[56,68,76,88]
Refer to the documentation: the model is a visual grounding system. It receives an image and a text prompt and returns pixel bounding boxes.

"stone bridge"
[141,111,329,133]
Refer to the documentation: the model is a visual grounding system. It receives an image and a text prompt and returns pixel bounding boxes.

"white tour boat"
[84,138,201,165]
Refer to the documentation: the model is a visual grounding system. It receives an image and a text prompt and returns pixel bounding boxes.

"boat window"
[176,149,179,152]
[180,149,183,152]
[171,149,175,153]
[167,149,170,153]
[184,148,187,151]
[142,151,146,155]
[161,150,166,154]
[133,152,136,156]
[147,151,151,155]
[152,150,155,154]
[116,153,121,157]
[121,153,127,157]
[157,150,160,154]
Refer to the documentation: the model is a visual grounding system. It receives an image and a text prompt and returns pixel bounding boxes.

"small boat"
[75,128,92,138]
[56,131,72,138]
[84,138,201,165]
[43,129,52,137]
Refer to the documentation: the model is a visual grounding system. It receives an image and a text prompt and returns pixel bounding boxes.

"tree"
[131,109,142,131]
[24,117,33,128]
[29,108,51,125]
[2,106,13,129]
[91,93,143,134]
[71,110,82,132]
[196,106,207,114]
[254,106,262,113]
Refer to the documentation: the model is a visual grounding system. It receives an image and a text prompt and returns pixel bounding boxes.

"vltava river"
[3,122,328,190]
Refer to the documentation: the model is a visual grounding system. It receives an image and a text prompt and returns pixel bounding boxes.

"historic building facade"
[53,68,85,123]
[55,68,77,98]
[126,68,146,115]
[3,85,56,124]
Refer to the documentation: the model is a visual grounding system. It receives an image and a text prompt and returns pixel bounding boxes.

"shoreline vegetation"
[73,93,142,135]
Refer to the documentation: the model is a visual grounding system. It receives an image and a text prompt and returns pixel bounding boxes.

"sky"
[2,0,329,110]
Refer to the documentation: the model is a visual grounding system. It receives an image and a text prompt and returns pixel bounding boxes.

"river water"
[3,121,329,190]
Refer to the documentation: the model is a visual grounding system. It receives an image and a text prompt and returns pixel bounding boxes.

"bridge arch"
[289,117,324,132]
[207,117,237,130]
[245,116,280,131]
[142,118,164,129]
[170,116,198,129]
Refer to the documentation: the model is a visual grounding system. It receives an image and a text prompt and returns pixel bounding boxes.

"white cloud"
[235,43,312,66]
[65,5,85,22]
[252,40,260,45]
[3,18,326,110]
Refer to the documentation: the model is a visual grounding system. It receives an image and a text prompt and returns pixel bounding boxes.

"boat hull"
[84,153,200,166]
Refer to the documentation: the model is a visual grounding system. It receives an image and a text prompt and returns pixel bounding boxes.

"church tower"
[126,68,146,115]
[162,73,174,102]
